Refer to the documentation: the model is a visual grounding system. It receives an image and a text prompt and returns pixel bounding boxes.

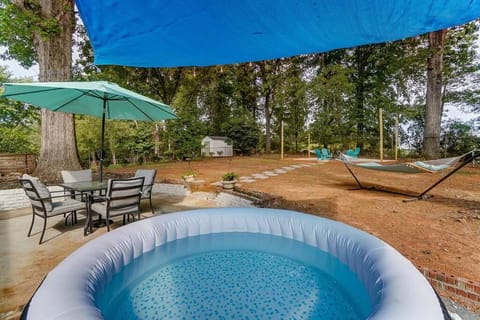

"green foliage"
[0,100,39,126]
[0,1,36,66]
[309,63,356,147]
[75,115,100,165]
[0,0,62,67]
[0,125,39,153]
[272,57,309,152]
[75,116,160,166]
[183,169,196,177]
[222,172,238,181]
[222,112,260,156]
[441,119,479,156]
[0,67,40,153]
[442,23,480,113]
[165,91,206,159]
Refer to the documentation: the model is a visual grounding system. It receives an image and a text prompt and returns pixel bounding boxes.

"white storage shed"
[201,136,233,157]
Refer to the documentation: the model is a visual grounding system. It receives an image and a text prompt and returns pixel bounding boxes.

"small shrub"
[183,170,196,177]
[222,172,239,181]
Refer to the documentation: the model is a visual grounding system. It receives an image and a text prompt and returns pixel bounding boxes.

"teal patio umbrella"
[1,81,177,181]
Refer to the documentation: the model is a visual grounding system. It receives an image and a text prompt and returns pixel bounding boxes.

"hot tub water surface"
[97,233,372,320]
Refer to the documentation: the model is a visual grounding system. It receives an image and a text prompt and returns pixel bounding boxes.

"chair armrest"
[92,195,107,203]
[50,194,70,200]
[50,189,78,200]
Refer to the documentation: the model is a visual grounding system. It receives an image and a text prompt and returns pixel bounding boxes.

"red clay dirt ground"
[112,154,480,312]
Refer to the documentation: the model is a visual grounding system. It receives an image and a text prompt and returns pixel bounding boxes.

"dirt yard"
[112,154,480,311]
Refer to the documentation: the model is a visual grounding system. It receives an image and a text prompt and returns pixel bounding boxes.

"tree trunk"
[32,0,81,182]
[423,30,447,159]
[111,151,117,165]
[153,123,160,156]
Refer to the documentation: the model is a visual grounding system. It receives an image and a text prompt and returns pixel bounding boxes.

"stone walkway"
[208,163,315,187]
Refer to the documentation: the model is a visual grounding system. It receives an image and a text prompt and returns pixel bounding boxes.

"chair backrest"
[106,177,145,210]
[346,147,361,157]
[61,169,93,183]
[134,169,156,197]
[19,175,53,212]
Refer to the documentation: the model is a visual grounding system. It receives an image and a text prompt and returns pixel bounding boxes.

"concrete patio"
[0,191,217,319]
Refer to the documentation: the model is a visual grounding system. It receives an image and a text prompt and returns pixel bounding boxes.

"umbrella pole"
[99,99,106,182]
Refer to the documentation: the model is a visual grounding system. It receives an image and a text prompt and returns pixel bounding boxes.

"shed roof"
[204,136,229,141]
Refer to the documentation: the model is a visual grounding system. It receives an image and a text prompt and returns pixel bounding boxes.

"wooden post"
[379,108,383,161]
[24,154,28,174]
[395,116,399,160]
[281,120,284,160]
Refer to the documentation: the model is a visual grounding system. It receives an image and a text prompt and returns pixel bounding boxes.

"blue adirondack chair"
[346,147,361,157]
[315,148,331,160]
[321,148,333,159]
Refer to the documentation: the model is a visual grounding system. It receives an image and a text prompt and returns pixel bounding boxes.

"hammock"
[339,150,480,201]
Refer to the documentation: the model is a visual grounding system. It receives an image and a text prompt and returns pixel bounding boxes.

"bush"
[222,172,239,181]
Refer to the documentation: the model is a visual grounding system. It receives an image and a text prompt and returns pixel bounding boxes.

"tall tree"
[310,62,355,148]
[1,0,80,181]
[256,59,282,153]
[273,57,308,153]
[423,29,447,159]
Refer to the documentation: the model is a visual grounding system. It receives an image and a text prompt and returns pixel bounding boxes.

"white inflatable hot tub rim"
[26,208,444,320]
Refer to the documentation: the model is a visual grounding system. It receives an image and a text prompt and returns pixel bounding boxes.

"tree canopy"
[2,7,479,165]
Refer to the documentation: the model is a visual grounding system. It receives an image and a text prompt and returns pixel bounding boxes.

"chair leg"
[39,217,47,244]
[107,214,111,232]
[65,211,78,225]
[64,212,73,225]
[28,212,35,237]
[149,197,154,215]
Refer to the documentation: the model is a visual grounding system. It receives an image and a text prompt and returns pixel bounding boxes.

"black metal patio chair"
[90,177,145,232]
[19,176,87,244]
[134,169,157,214]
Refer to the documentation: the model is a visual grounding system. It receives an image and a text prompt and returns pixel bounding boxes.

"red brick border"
[418,266,480,304]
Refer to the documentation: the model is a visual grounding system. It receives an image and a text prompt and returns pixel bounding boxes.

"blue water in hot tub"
[96,232,373,319]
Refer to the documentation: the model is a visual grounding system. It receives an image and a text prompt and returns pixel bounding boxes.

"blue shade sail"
[75,0,480,67]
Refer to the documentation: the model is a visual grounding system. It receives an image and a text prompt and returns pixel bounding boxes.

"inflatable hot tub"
[24,208,445,319]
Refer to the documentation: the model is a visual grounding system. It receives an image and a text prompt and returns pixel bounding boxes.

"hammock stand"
[339,150,480,202]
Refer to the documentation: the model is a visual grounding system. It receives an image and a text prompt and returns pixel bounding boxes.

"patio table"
[60,181,108,236]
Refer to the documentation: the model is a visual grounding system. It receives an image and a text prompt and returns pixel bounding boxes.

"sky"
[0,47,477,122]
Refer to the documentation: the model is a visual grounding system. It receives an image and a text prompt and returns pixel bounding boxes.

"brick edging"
[418,266,480,303]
